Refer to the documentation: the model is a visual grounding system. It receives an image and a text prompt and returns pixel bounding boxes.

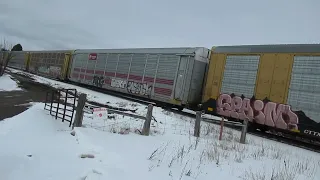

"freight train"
[4,44,320,142]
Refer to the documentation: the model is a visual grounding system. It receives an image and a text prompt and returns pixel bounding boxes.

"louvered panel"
[287,56,320,122]
[220,55,260,98]
[156,55,178,80]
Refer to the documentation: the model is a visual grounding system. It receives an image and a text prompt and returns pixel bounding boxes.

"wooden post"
[240,118,249,144]
[72,93,87,129]
[142,104,153,136]
[219,117,224,141]
[194,111,201,137]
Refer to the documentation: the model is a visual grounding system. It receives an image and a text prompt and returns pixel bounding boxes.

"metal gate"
[44,88,77,127]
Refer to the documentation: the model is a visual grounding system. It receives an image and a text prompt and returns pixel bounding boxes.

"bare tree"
[0,38,23,76]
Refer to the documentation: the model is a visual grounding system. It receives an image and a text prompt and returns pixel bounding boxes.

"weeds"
[84,104,319,180]
[242,167,267,180]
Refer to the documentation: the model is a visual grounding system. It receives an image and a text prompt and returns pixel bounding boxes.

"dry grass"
[146,123,318,180]
[242,158,317,180]
[83,106,319,180]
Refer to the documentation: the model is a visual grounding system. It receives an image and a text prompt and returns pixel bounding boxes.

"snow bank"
[81,103,320,180]
[1,102,319,180]
[0,73,22,91]
[4,68,320,180]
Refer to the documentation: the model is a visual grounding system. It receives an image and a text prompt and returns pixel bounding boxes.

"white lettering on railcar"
[110,78,152,96]
[304,130,320,137]
[127,81,152,96]
[110,78,127,89]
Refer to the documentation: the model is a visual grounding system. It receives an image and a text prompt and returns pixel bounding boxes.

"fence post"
[240,118,249,144]
[72,93,87,129]
[194,111,202,137]
[142,104,153,136]
[219,117,224,141]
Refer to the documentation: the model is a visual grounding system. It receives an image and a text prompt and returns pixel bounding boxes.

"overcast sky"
[0,0,319,50]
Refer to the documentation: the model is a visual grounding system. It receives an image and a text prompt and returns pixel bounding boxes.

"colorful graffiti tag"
[110,78,152,96]
[216,94,299,130]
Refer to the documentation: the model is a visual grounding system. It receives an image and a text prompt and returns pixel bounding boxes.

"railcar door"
[174,56,189,100]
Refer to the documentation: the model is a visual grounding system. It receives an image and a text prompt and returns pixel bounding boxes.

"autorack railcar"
[5,44,320,142]
[202,44,320,141]
[68,47,210,109]
[27,50,73,80]
[6,51,29,71]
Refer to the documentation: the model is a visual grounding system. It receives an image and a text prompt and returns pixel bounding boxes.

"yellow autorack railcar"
[202,44,320,140]
[27,50,74,80]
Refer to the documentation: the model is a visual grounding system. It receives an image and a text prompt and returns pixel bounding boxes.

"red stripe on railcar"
[104,72,115,77]
[116,73,127,78]
[143,77,154,83]
[86,69,94,74]
[72,68,174,96]
[73,68,174,85]
[154,87,172,96]
[85,75,93,80]
[129,74,143,81]
[156,78,174,85]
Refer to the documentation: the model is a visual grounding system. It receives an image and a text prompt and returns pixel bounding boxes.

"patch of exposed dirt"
[0,71,58,120]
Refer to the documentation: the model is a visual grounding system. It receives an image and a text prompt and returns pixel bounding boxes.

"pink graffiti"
[216,94,299,130]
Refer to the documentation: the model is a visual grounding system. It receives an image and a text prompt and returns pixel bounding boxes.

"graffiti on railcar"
[127,81,152,96]
[110,78,152,96]
[38,66,50,74]
[93,75,104,88]
[216,94,299,131]
[36,66,61,77]
[111,78,127,89]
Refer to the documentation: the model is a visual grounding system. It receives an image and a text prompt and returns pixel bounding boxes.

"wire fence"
[44,90,249,144]
[80,103,248,144]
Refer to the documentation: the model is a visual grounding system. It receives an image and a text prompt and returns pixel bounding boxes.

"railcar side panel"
[268,54,293,103]
[28,51,71,80]
[287,55,320,136]
[186,57,207,104]
[69,53,178,103]
[61,53,72,80]
[254,53,294,103]
[7,51,28,70]
[254,54,276,100]
[202,53,226,102]
[69,48,209,106]
[220,55,260,98]
[153,54,179,102]
[202,44,320,140]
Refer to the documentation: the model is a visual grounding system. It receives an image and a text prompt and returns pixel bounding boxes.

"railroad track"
[248,131,320,153]
[7,68,320,154]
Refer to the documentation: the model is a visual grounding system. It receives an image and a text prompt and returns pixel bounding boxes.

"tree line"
[0,39,23,76]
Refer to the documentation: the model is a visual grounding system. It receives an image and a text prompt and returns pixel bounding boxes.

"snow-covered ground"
[8,68,149,114]
[0,73,22,91]
[1,69,320,180]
